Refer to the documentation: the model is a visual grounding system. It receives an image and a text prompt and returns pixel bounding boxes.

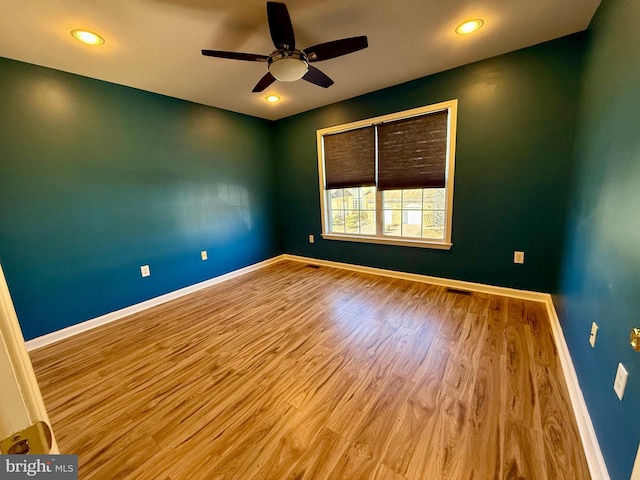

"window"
[317,100,457,249]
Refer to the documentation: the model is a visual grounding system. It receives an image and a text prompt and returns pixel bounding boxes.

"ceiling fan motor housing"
[268,50,309,81]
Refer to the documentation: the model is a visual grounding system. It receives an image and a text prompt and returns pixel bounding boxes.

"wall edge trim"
[282,254,547,300]
[543,297,610,480]
[25,255,286,352]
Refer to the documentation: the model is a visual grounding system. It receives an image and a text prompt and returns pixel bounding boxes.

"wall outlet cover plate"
[614,362,628,401]
[589,322,598,348]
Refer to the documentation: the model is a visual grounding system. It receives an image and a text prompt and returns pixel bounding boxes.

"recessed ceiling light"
[71,29,105,45]
[455,19,484,35]
[265,95,280,103]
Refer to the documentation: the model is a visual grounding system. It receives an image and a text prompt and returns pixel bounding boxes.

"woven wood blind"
[377,110,448,190]
[323,126,375,189]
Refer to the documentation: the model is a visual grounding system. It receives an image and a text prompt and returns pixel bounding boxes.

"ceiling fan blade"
[267,2,295,50]
[252,72,277,92]
[302,66,334,88]
[304,36,368,62]
[201,50,268,62]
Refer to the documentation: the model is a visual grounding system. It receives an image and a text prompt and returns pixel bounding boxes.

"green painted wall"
[0,57,282,341]
[556,0,640,477]
[273,34,585,293]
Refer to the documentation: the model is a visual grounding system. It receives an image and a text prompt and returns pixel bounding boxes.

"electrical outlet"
[309,234,315,244]
[589,322,598,348]
[514,251,525,264]
[201,250,208,261]
[140,265,150,277]
[614,363,628,401]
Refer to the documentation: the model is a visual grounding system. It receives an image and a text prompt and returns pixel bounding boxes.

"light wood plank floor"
[30,260,590,479]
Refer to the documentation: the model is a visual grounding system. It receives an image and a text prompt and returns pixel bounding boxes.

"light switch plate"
[614,362,628,401]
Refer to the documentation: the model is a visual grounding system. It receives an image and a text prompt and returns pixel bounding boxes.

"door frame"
[632,442,640,480]
[0,263,58,453]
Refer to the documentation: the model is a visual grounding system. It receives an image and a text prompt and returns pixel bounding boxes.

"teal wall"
[273,34,585,293]
[556,0,640,478]
[0,57,282,341]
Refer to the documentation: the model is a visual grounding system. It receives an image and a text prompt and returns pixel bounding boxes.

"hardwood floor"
[30,260,590,479]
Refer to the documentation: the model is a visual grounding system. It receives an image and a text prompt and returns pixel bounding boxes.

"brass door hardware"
[0,421,52,455]
[630,328,640,352]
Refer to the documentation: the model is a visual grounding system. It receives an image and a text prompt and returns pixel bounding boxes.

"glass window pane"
[345,210,359,234]
[423,188,446,210]
[330,211,345,233]
[359,187,376,210]
[423,227,445,239]
[401,209,422,237]
[326,168,447,240]
[423,211,434,228]
[360,211,376,235]
[383,210,402,236]
[343,188,358,210]
[402,189,423,210]
[383,190,401,210]
[329,189,344,211]
[329,185,448,241]
[357,210,373,226]
[434,211,445,227]
[422,211,445,228]
[329,187,379,237]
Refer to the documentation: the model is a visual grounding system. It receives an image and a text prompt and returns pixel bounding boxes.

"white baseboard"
[25,255,285,351]
[544,298,609,480]
[283,254,548,301]
[26,252,608,478]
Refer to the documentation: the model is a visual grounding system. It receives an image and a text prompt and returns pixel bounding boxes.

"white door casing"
[632,442,640,480]
[0,263,58,454]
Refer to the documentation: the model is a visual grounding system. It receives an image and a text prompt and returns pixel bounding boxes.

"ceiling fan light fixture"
[268,57,308,82]
[455,19,484,35]
[201,2,366,92]
[265,95,280,103]
[71,29,105,45]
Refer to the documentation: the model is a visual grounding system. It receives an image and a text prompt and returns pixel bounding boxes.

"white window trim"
[316,99,458,250]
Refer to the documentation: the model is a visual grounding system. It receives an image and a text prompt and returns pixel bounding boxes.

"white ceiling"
[0,0,601,121]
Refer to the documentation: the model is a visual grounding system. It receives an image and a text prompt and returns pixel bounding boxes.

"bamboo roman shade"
[377,110,448,190]
[323,126,375,189]
[323,109,449,191]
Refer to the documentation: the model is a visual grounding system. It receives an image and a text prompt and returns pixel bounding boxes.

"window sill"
[321,233,453,250]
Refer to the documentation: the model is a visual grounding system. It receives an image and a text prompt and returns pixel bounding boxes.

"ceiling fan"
[201,1,368,92]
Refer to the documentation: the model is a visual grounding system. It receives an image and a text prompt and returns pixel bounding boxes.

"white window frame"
[317,99,457,250]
